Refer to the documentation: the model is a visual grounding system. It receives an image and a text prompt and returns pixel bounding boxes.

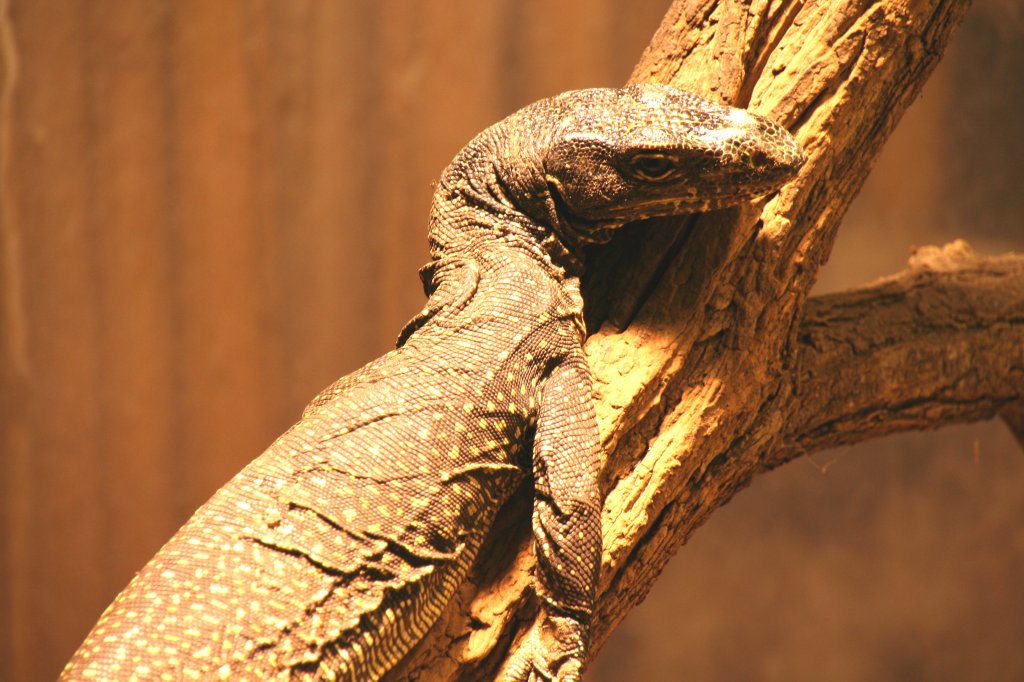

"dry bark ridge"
[387,0,1023,678]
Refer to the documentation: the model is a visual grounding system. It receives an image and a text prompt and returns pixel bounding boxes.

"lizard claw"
[503,610,588,682]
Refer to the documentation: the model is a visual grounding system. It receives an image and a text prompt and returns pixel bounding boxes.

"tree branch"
[777,240,1024,464]
[384,1,1006,679]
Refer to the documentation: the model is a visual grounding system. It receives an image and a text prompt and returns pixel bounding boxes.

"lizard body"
[61,85,802,681]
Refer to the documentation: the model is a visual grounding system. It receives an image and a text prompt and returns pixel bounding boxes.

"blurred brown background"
[1,1,1021,680]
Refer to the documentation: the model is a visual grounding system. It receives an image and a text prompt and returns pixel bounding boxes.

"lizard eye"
[628,153,676,181]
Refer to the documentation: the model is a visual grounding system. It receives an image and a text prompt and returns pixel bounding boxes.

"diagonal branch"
[386,1,989,679]
[585,0,979,652]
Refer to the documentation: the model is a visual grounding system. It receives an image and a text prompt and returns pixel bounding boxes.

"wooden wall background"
[1,1,1021,681]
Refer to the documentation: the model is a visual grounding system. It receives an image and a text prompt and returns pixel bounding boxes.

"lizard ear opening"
[541,177,592,251]
[542,176,618,248]
[542,177,573,235]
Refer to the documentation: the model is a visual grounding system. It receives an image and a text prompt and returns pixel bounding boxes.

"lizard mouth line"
[546,180,763,225]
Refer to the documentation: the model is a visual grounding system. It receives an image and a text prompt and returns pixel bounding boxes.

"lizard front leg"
[506,354,602,682]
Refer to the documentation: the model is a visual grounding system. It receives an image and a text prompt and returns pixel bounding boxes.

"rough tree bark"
[387,0,1023,678]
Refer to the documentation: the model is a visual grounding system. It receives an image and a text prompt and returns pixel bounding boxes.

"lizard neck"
[422,107,618,295]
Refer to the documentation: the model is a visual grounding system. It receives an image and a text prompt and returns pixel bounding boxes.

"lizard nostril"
[749,149,771,169]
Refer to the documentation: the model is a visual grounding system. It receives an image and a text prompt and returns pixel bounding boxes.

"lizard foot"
[503,610,588,682]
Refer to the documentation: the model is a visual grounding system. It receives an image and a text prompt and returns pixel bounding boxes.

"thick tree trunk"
[387,0,1022,678]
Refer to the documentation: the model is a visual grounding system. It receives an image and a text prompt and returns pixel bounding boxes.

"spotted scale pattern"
[62,85,802,681]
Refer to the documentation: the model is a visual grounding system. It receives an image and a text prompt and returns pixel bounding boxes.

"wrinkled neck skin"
[423,106,615,300]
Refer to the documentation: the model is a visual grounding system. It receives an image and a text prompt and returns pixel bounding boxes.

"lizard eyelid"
[626,153,678,181]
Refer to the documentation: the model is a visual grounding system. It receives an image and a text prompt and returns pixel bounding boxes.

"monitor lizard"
[61,84,803,681]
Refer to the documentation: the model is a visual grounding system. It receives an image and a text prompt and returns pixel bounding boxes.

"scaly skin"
[61,85,802,681]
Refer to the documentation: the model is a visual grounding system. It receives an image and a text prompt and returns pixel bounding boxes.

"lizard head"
[427,84,804,277]
[539,84,804,235]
